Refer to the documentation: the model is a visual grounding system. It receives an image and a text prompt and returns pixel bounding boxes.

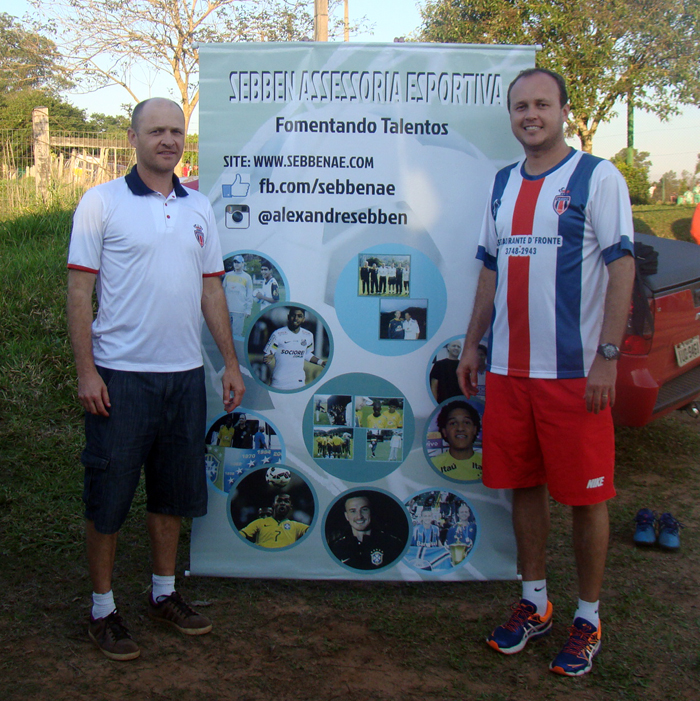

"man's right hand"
[78,370,111,416]
[456,346,480,398]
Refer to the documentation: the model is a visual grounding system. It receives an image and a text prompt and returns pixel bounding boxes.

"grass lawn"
[632,203,696,242]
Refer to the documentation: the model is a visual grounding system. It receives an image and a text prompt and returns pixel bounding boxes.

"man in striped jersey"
[457,68,635,677]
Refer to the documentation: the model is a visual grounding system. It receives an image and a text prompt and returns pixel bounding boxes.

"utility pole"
[314,0,328,41]
[626,89,634,167]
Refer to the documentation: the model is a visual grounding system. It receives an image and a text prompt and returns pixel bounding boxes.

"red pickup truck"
[614,233,700,426]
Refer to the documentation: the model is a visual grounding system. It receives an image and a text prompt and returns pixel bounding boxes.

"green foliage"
[614,162,650,204]
[84,112,131,134]
[419,0,700,153]
[0,13,70,95]
[611,149,651,204]
[0,88,87,130]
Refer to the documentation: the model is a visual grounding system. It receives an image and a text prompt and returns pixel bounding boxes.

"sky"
[2,0,698,180]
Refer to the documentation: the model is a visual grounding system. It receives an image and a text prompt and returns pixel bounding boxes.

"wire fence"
[0,128,199,214]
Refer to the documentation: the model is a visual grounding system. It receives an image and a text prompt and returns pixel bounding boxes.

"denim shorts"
[81,366,207,534]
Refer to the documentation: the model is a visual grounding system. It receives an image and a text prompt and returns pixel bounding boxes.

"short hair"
[287,306,305,317]
[130,97,184,132]
[507,68,568,111]
[437,400,481,435]
[344,492,371,510]
[260,259,271,269]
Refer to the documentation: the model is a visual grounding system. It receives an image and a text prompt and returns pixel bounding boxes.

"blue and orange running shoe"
[486,599,553,654]
[549,617,601,676]
[633,508,657,546]
[657,512,683,551]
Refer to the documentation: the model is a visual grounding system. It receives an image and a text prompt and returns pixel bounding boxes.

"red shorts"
[482,373,616,506]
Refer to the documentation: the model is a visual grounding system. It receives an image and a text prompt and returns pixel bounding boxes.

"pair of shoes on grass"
[88,591,212,661]
[487,599,601,677]
[634,508,683,550]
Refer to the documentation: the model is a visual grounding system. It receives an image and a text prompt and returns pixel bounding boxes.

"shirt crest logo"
[370,549,384,566]
[301,338,308,346]
[553,189,571,215]
[491,198,501,219]
[283,523,291,530]
[193,224,205,247]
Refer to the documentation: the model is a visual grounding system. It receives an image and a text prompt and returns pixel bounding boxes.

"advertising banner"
[192,42,535,580]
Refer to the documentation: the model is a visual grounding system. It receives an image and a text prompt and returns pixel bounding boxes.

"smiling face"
[128,98,185,177]
[508,72,569,157]
[441,407,478,454]
[446,341,462,360]
[457,503,472,524]
[344,496,371,536]
[420,508,433,527]
[287,308,305,331]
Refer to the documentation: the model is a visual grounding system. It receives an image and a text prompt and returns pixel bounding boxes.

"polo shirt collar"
[125,165,189,198]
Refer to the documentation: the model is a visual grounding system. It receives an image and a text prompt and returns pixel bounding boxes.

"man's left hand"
[584,355,617,414]
[222,366,246,412]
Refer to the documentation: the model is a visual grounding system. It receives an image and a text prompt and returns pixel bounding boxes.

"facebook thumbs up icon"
[222,174,250,198]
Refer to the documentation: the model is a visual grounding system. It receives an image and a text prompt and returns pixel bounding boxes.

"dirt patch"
[2,414,699,701]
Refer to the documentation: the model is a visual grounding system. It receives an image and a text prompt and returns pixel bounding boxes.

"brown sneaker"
[88,609,140,661]
[148,591,212,636]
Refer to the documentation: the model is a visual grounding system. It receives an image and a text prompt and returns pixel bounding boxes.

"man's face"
[261,266,271,279]
[420,508,433,527]
[508,72,569,154]
[233,259,244,272]
[447,341,462,359]
[441,408,478,451]
[273,494,292,519]
[344,497,371,534]
[287,309,305,330]
[457,504,471,523]
[236,414,247,428]
[405,312,411,321]
[394,311,401,320]
[372,401,382,416]
[127,99,185,176]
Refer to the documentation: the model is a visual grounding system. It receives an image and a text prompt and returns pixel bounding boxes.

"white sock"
[152,574,176,602]
[574,598,600,627]
[92,590,116,620]
[522,579,548,615]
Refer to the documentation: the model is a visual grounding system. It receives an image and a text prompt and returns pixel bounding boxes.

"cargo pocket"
[81,449,110,516]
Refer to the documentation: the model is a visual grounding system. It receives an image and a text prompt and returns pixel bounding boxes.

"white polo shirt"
[68,167,224,372]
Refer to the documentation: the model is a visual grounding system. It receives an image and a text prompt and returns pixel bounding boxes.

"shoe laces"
[561,622,596,657]
[503,601,536,631]
[160,591,197,618]
[634,509,656,526]
[104,610,133,641]
[658,513,683,534]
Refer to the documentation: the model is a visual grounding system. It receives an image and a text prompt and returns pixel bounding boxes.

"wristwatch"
[596,343,621,360]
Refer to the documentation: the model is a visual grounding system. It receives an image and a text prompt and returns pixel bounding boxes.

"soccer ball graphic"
[265,466,291,488]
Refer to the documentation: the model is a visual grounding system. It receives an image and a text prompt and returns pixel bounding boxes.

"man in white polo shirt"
[67,97,245,661]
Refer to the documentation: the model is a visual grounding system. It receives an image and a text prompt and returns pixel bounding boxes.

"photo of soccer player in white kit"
[248,305,331,392]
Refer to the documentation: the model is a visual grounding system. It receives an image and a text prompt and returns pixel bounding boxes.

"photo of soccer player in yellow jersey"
[230,468,315,550]
[239,494,309,548]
